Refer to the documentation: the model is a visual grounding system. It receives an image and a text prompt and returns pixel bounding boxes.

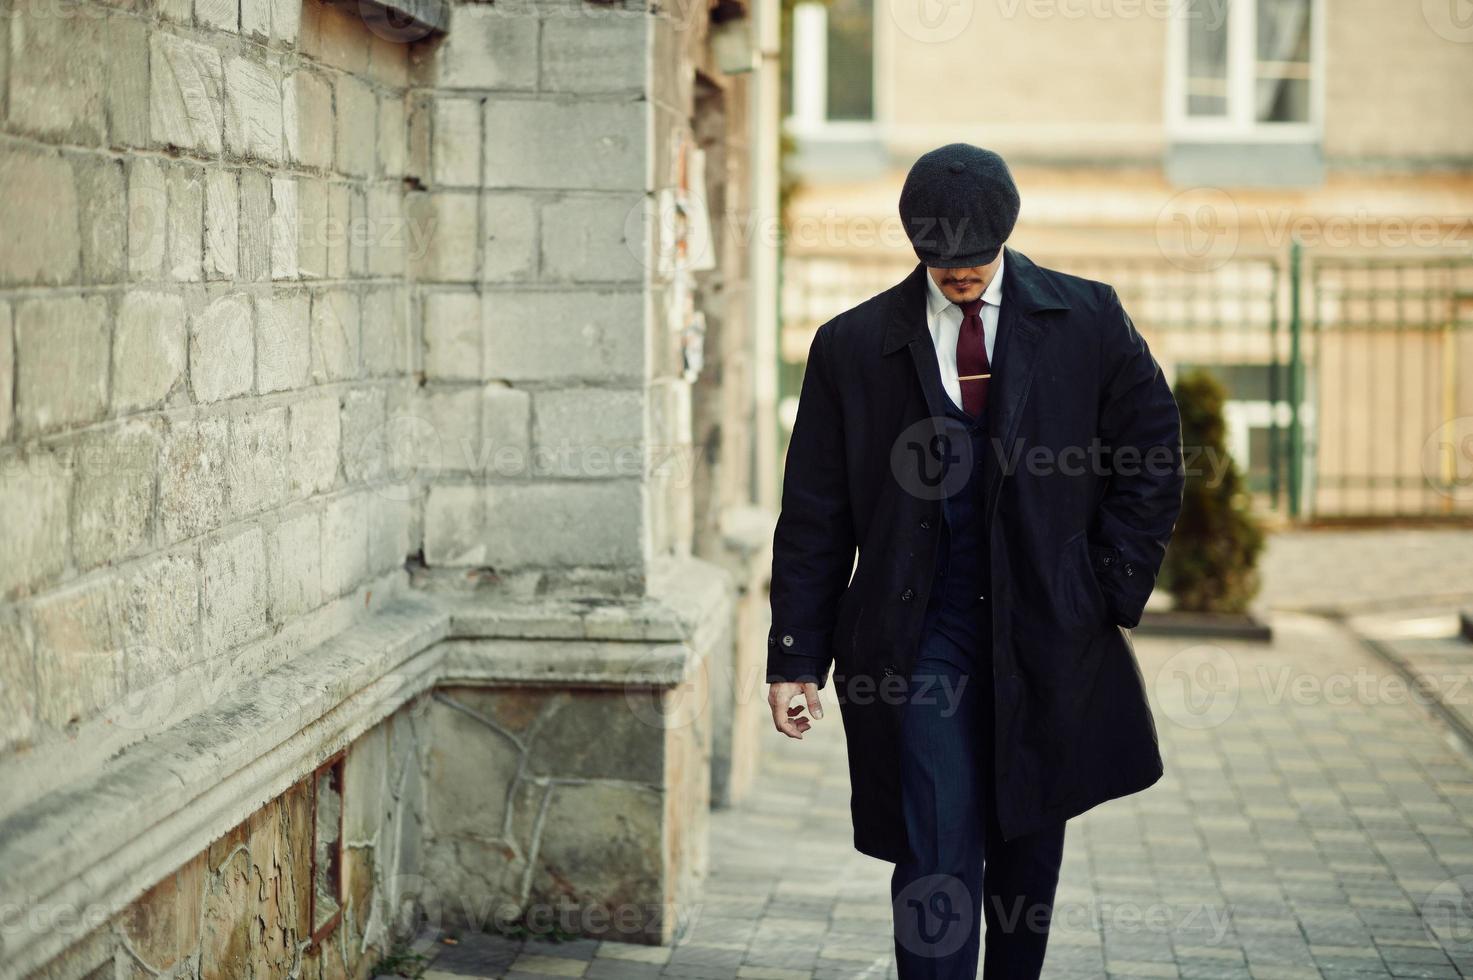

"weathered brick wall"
[0,0,418,785]
[28,698,430,979]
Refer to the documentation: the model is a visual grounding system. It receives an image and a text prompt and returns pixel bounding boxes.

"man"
[765,143,1185,979]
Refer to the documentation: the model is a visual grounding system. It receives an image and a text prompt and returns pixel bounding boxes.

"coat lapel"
[906,325,956,429]
[984,277,1041,500]
[881,262,953,448]
[880,247,1072,497]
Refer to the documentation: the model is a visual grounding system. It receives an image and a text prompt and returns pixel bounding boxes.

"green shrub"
[1162,369,1265,613]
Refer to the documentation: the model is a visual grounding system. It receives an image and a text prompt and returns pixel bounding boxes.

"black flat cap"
[898,143,1019,268]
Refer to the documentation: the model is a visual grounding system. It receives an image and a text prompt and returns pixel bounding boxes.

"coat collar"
[880,245,1069,357]
[886,246,1072,502]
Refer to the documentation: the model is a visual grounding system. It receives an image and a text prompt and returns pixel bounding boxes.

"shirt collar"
[924,249,1005,318]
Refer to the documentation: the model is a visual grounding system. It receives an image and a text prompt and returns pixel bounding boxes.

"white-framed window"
[1166,0,1324,141]
[786,0,876,136]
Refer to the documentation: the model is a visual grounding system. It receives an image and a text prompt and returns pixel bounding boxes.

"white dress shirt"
[923,250,1004,414]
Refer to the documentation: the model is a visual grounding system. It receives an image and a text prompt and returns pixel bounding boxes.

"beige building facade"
[781,0,1473,518]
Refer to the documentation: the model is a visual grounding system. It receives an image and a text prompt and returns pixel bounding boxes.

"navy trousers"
[889,395,1066,980]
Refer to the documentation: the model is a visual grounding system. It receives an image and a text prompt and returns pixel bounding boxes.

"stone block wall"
[0,0,776,968]
[1,0,439,970]
[0,0,757,776]
[410,0,666,599]
[0,0,419,797]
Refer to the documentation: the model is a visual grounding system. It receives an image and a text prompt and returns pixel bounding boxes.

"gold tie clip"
[958,373,991,380]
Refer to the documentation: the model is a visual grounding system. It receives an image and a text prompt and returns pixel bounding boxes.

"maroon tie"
[956,297,990,417]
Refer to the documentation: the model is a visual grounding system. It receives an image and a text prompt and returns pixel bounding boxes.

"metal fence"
[1304,254,1473,518]
[780,246,1473,521]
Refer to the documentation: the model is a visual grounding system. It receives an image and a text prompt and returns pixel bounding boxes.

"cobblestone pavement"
[398,531,1473,980]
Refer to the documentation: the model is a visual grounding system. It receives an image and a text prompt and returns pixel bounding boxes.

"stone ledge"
[0,568,416,823]
[443,556,735,646]
[0,556,732,979]
[439,638,695,687]
[0,596,450,979]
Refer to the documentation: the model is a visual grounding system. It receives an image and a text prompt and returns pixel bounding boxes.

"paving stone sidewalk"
[391,616,1473,972]
[396,604,1473,980]
[1255,529,1473,616]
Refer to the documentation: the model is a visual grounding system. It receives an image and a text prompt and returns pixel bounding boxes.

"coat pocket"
[1055,530,1111,631]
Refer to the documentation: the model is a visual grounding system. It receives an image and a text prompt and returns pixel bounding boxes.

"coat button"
[883,664,896,676]
[1101,554,1115,568]
[900,588,914,601]
[920,519,931,529]
[1123,561,1136,577]
[781,634,794,647]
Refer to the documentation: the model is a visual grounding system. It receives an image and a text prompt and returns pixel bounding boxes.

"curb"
[1340,616,1473,755]
[1133,611,1273,642]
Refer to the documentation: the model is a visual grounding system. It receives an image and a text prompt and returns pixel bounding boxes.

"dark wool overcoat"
[766,246,1185,863]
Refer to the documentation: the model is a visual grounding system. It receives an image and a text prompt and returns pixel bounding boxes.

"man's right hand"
[768,681,823,739]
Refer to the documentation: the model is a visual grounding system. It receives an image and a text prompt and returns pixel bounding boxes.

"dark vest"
[918,369,994,669]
